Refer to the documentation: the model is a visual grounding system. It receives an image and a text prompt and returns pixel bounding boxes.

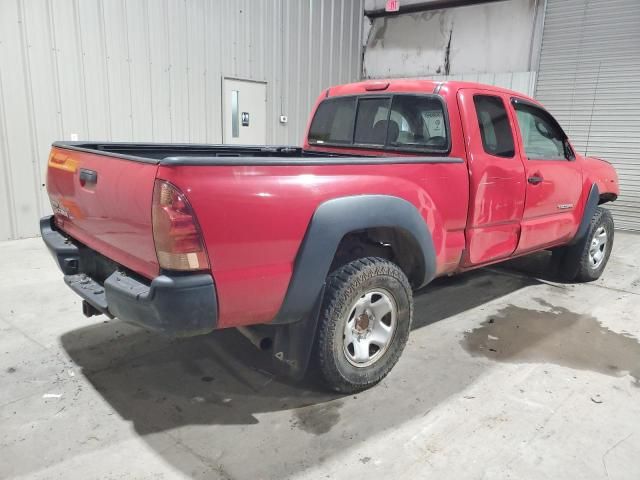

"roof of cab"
[326,78,538,104]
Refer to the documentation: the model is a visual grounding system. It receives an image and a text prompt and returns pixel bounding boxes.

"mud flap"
[271,288,325,380]
[557,236,586,280]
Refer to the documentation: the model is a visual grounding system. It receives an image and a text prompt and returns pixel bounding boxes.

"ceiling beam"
[365,0,505,19]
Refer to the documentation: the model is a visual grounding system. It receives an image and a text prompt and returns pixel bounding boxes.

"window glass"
[354,98,391,145]
[387,95,448,150]
[513,101,566,160]
[308,97,356,144]
[473,95,515,157]
[307,94,449,152]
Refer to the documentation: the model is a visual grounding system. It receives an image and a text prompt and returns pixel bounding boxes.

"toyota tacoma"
[41,80,619,392]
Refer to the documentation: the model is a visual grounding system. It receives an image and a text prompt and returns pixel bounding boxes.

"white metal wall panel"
[363,1,540,79]
[0,0,364,240]
[535,0,640,231]
[424,71,537,97]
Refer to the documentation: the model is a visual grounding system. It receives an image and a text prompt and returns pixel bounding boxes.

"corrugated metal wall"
[0,0,364,240]
[423,71,537,97]
[535,0,640,231]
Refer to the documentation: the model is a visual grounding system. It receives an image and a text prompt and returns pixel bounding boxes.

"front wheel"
[574,207,614,281]
[555,207,614,282]
[314,257,413,393]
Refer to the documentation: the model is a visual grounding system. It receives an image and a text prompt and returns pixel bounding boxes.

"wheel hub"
[588,226,607,269]
[343,289,397,368]
[355,312,371,333]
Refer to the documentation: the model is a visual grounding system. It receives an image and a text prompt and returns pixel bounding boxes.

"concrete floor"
[1,233,640,480]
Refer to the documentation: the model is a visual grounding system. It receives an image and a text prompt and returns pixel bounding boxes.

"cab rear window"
[308,94,449,153]
[307,97,356,145]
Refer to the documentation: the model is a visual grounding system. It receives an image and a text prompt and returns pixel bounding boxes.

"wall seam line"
[17,0,44,223]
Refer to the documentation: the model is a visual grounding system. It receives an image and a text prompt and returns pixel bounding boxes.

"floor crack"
[603,432,633,479]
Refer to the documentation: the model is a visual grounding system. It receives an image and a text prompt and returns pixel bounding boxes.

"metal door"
[222,78,267,145]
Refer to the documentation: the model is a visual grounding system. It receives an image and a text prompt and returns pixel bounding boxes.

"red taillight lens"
[152,180,210,271]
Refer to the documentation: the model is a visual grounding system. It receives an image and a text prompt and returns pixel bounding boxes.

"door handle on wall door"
[527,175,543,185]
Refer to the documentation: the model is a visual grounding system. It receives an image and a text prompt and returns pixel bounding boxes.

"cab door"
[457,89,526,266]
[510,98,583,253]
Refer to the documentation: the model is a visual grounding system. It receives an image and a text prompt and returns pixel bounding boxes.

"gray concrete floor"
[1,233,640,479]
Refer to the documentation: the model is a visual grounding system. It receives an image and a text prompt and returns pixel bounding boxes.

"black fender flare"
[273,194,437,325]
[568,183,600,246]
[270,194,437,378]
[556,183,601,281]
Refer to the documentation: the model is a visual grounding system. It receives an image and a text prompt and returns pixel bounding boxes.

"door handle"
[528,175,543,185]
[79,168,98,186]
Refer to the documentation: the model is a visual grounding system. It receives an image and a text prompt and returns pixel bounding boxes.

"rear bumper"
[40,216,218,336]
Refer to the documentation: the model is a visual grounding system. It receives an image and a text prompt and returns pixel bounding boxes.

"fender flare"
[569,183,600,246]
[272,194,437,326]
[556,183,601,281]
[270,195,437,378]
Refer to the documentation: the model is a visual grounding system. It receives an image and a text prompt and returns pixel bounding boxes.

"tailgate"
[47,146,159,279]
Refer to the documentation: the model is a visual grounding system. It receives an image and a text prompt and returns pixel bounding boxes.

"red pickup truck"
[42,80,619,392]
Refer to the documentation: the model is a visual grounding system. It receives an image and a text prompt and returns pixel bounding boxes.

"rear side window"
[307,94,449,153]
[308,97,356,144]
[473,95,515,157]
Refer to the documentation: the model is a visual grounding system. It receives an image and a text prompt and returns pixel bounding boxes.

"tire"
[557,207,614,282]
[314,257,413,393]
[574,207,614,282]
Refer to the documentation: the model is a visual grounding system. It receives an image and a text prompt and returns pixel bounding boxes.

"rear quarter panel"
[158,162,469,328]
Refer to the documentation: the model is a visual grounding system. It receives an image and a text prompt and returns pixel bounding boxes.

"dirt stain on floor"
[291,400,343,435]
[462,298,640,386]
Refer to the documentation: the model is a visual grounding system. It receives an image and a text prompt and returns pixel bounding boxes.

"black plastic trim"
[41,216,218,337]
[271,195,437,326]
[52,141,304,164]
[52,141,463,166]
[510,97,570,143]
[569,184,600,246]
[40,216,81,275]
[64,274,111,314]
[105,271,217,337]
[162,155,464,166]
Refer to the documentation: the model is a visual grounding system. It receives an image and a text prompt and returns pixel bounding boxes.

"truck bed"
[47,140,469,328]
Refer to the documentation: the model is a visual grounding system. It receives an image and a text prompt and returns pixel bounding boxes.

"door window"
[512,101,567,160]
[473,95,515,158]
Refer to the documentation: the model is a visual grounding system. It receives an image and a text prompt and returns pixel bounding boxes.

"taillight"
[152,180,210,271]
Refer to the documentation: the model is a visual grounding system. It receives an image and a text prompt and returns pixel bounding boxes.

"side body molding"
[272,194,437,326]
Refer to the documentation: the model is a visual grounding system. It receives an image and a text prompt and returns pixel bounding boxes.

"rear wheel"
[314,257,413,393]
